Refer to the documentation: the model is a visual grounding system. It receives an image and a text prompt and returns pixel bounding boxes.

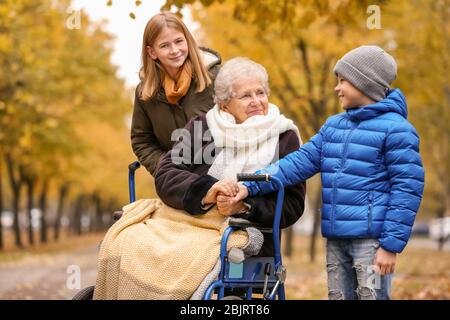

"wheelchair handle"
[237,173,270,182]
[128,161,141,202]
[128,161,141,171]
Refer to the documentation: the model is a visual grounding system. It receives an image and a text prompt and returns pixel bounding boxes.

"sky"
[70,0,198,89]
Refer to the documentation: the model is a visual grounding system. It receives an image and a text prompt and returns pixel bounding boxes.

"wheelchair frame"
[128,161,287,300]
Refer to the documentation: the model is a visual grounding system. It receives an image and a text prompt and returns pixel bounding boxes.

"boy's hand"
[230,183,249,204]
[203,180,239,204]
[373,246,397,275]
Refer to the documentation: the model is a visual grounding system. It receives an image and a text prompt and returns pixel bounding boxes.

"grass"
[283,234,450,300]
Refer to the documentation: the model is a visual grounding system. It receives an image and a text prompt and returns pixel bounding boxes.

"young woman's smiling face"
[147,26,189,78]
[220,78,269,124]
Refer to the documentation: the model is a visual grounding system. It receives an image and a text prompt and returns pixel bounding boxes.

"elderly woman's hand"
[203,180,239,205]
[215,183,250,216]
[216,194,248,216]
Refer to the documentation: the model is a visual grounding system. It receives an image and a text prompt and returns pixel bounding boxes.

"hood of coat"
[346,88,408,122]
[199,47,221,70]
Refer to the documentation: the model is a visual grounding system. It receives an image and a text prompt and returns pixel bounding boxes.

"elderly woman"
[154,57,306,256]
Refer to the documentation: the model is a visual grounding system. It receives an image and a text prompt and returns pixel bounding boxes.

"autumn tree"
[0,0,134,248]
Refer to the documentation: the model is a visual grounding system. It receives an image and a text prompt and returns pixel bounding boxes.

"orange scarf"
[162,61,193,105]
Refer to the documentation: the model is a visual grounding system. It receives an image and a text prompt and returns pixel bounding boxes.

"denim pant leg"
[326,239,357,300]
[350,239,393,300]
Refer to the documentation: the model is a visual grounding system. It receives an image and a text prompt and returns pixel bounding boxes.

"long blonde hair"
[139,12,212,101]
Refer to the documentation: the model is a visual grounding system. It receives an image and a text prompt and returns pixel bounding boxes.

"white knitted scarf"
[205,103,301,181]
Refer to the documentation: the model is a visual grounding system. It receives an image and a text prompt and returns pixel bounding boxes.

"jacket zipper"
[331,121,357,235]
[368,191,374,234]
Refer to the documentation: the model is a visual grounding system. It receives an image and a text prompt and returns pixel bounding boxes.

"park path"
[0,235,447,300]
[0,243,99,300]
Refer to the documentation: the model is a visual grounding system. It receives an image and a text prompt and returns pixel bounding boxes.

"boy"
[232,45,425,300]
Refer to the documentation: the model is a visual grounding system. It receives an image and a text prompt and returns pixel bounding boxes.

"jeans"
[326,238,393,300]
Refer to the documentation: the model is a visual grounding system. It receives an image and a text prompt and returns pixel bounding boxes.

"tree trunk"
[39,178,50,243]
[88,194,95,233]
[93,194,103,232]
[104,198,115,227]
[72,195,84,236]
[25,175,37,245]
[54,182,69,241]
[0,155,4,250]
[5,154,23,248]
[437,206,445,251]
[309,184,322,262]
[437,184,449,251]
[434,144,449,251]
[284,226,294,257]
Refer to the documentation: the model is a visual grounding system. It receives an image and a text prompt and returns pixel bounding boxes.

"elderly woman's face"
[221,78,269,124]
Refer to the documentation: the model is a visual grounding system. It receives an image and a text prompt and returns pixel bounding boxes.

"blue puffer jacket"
[245,89,425,253]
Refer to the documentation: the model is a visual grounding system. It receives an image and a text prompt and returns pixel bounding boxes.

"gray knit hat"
[333,45,397,101]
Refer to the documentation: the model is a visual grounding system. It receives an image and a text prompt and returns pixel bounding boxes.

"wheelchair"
[73,161,287,300]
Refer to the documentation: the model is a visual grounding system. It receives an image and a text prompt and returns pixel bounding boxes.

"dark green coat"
[131,48,221,175]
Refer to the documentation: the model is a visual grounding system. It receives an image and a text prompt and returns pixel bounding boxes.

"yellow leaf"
[11,62,19,72]
[106,0,112,6]
[129,12,136,19]
[19,134,32,149]
[45,118,58,129]
[0,34,11,52]
[36,104,44,113]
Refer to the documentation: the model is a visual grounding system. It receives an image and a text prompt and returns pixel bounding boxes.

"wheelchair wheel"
[72,285,95,300]
[221,295,243,300]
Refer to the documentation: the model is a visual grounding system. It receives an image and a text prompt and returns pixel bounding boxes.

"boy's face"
[334,75,375,109]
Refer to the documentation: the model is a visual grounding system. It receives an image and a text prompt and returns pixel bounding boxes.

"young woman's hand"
[203,180,239,205]
[373,247,397,275]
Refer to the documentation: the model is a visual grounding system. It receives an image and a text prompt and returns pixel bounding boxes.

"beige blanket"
[93,198,262,300]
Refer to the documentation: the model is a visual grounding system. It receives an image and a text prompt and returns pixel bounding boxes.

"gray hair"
[213,57,270,105]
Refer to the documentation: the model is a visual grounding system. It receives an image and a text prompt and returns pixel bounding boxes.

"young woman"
[131,12,221,175]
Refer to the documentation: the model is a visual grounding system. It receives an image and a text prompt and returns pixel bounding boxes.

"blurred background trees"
[0,0,145,249]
